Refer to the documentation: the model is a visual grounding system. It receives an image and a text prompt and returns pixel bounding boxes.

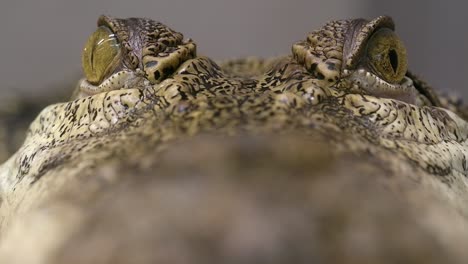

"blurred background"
[0,0,465,98]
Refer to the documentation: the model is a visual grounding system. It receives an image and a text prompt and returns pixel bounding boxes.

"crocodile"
[0,15,468,263]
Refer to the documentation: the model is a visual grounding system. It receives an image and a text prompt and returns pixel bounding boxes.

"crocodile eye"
[366,28,408,84]
[82,26,121,85]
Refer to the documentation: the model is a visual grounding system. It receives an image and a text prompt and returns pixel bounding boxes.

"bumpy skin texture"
[0,88,72,163]
[1,15,468,263]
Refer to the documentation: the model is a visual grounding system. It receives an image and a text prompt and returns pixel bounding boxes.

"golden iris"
[366,28,408,84]
[82,26,120,85]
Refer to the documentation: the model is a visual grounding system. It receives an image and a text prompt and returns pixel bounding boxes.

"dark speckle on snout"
[326,62,336,71]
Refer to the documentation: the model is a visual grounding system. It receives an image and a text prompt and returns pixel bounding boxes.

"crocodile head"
[0,13,466,208]
[1,15,468,263]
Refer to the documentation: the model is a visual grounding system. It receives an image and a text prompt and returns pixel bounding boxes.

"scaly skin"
[0,15,468,263]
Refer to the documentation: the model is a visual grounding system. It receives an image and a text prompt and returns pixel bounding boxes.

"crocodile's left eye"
[366,28,408,84]
[82,26,121,85]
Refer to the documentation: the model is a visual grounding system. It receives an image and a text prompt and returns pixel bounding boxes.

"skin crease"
[0,15,468,263]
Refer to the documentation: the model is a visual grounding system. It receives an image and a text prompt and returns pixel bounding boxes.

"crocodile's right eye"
[366,28,408,84]
[82,26,121,85]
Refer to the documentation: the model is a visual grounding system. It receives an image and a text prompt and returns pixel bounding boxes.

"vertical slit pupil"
[388,49,398,73]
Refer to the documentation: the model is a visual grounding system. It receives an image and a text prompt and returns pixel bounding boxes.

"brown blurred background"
[0,0,465,98]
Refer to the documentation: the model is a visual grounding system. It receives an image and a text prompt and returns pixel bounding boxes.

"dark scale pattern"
[98,15,196,84]
[292,19,348,88]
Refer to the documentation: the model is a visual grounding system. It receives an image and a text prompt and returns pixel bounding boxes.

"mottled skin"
[1,15,468,263]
